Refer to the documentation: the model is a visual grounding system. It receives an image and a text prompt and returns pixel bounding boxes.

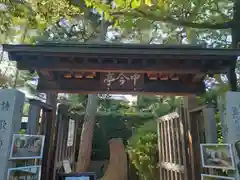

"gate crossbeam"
[3,43,240,95]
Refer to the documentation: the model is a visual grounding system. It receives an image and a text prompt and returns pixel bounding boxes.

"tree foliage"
[83,0,233,28]
[137,95,182,116]
[0,0,82,39]
[127,120,158,180]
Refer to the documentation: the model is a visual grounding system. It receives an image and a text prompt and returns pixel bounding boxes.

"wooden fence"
[157,105,217,180]
[53,104,82,177]
[24,101,82,180]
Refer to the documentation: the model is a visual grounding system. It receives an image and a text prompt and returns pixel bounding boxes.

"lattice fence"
[157,105,212,180]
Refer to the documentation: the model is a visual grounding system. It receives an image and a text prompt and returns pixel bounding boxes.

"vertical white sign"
[67,119,75,147]
[219,91,240,179]
[0,89,25,180]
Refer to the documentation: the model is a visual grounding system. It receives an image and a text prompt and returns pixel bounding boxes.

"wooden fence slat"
[157,122,162,180]
[189,111,201,180]
[176,113,183,180]
[171,118,178,180]
[64,118,69,159]
[60,117,65,161]
[54,110,62,174]
[167,120,173,180]
[161,122,165,163]
[182,107,192,180]
[160,121,166,180]
[165,121,170,180]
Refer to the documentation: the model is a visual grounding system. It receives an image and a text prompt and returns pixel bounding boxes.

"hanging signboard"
[9,134,45,160]
[100,72,144,91]
[67,119,75,147]
[201,174,235,180]
[7,165,41,180]
[200,143,235,170]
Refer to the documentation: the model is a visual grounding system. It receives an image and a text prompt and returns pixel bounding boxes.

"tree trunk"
[76,11,109,172]
[76,94,98,172]
[101,138,128,180]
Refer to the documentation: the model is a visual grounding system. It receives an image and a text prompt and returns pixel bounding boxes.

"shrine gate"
[3,43,240,180]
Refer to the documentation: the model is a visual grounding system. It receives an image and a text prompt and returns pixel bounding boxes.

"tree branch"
[211,1,231,21]
[112,10,233,29]
[10,0,36,15]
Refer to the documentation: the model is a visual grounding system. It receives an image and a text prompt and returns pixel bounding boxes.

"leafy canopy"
[83,0,233,30]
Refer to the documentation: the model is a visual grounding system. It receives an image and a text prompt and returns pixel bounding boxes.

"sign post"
[0,89,25,180]
[218,91,240,179]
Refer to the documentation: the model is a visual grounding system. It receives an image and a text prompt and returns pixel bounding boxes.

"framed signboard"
[200,143,235,169]
[7,165,41,180]
[201,174,235,180]
[57,172,97,180]
[10,134,45,160]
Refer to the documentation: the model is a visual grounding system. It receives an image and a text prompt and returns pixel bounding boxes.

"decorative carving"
[130,73,140,86]
[102,72,142,90]
[0,101,10,111]
[0,120,7,130]
[104,73,115,87]
[0,139,3,148]
[222,124,228,138]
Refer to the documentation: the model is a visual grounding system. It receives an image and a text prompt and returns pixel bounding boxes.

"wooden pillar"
[184,96,203,180]
[183,95,196,180]
[41,92,57,180]
[185,96,218,179]
[202,107,218,143]
[48,93,57,179]
[27,99,41,135]
[0,89,25,180]
[202,106,218,176]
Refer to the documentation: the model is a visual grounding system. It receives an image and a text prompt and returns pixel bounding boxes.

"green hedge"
[91,112,155,160]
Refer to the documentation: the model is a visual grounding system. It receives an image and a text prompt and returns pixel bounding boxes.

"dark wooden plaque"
[100,72,144,91]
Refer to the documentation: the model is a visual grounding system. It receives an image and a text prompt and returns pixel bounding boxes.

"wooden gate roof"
[3,43,240,95]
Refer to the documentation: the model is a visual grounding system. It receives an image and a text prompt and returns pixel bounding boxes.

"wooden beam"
[28,99,52,111]
[37,78,205,95]
[157,112,179,122]
[39,70,55,80]
[192,73,205,82]
[17,59,228,74]
[3,43,240,56]
[158,162,184,173]
[14,52,233,60]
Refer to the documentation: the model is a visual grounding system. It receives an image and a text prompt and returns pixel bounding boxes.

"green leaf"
[144,0,153,6]
[131,0,141,8]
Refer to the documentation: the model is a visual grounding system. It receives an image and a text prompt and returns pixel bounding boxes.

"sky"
[122,94,137,102]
